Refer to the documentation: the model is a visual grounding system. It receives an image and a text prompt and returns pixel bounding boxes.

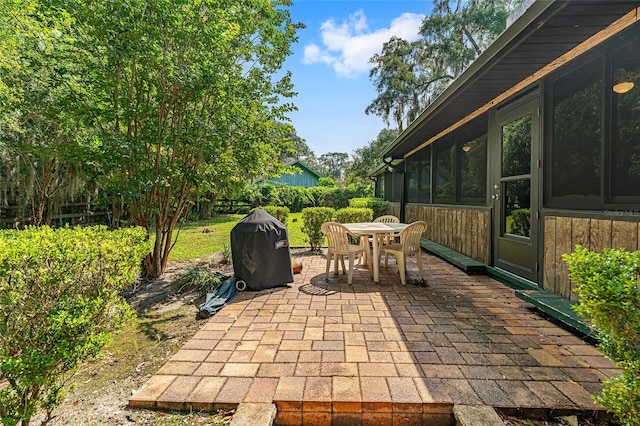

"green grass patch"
[286,212,306,247]
[166,215,243,262]
[165,212,308,262]
[69,303,231,425]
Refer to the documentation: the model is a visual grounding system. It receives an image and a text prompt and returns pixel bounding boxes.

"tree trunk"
[30,195,46,227]
[140,196,189,279]
[110,198,122,229]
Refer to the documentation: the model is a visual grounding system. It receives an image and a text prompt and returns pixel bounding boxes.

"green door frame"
[489,92,541,284]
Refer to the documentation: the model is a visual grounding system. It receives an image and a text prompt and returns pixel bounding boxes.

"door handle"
[492,184,500,200]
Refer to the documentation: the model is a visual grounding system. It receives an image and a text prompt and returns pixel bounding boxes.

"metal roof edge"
[369,163,386,177]
[380,0,559,159]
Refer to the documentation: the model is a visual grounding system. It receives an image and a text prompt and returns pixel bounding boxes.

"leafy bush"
[243,183,280,207]
[261,205,290,224]
[318,177,336,187]
[242,184,372,214]
[274,186,315,212]
[563,246,640,426]
[349,197,389,218]
[348,198,369,209]
[335,207,373,224]
[178,269,230,293]
[302,207,335,251]
[307,186,328,206]
[0,226,149,426]
[242,184,316,213]
[221,242,232,263]
[317,187,362,210]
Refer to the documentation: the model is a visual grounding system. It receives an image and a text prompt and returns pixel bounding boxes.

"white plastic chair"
[381,221,427,285]
[374,215,400,224]
[368,215,400,264]
[321,222,365,284]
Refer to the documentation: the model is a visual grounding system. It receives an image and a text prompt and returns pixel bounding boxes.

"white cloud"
[303,9,425,78]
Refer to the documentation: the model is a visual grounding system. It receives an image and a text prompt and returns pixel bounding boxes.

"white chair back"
[373,215,400,224]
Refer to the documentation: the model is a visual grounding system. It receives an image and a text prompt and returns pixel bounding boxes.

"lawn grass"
[286,212,306,247]
[167,212,308,262]
[68,302,231,425]
[167,215,243,262]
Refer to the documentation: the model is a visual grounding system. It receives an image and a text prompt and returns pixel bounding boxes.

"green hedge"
[564,246,640,426]
[240,183,373,213]
[349,197,389,218]
[261,205,290,224]
[335,207,373,224]
[301,207,335,251]
[0,226,149,425]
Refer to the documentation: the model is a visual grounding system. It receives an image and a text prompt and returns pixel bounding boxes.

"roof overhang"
[382,0,640,160]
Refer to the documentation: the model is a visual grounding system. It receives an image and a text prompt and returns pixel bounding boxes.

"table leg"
[372,232,380,283]
[362,235,373,279]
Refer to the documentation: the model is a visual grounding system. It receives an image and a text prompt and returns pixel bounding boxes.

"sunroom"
[373,0,640,301]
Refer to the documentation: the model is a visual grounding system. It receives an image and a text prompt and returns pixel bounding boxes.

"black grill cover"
[230,208,293,291]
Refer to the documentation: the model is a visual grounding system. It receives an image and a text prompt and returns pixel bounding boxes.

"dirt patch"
[32,257,235,426]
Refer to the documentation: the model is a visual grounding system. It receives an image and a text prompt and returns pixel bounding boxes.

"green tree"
[281,130,317,165]
[367,0,518,129]
[345,128,399,186]
[0,1,90,226]
[50,0,302,278]
[317,152,350,181]
[366,37,424,130]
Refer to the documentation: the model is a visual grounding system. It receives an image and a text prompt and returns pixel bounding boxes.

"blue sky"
[284,0,432,157]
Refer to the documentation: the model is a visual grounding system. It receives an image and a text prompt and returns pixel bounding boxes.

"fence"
[1,199,253,229]
[0,202,110,229]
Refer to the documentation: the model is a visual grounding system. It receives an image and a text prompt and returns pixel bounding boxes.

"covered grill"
[230,208,294,291]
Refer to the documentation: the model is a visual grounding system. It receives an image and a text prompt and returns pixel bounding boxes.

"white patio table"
[343,222,408,283]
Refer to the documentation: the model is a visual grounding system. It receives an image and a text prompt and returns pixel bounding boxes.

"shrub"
[177,269,230,293]
[0,226,149,426]
[307,186,329,206]
[261,205,290,224]
[221,242,232,263]
[348,198,369,209]
[317,187,361,210]
[242,184,316,213]
[243,183,280,207]
[274,186,315,212]
[318,177,335,187]
[335,207,373,224]
[302,207,335,251]
[563,245,640,426]
[349,197,389,218]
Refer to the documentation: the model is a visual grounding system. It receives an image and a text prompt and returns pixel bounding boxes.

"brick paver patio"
[128,250,619,425]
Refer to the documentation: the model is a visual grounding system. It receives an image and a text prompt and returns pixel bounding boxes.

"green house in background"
[269,160,321,187]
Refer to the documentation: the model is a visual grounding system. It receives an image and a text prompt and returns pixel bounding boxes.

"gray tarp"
[197,275,238,319]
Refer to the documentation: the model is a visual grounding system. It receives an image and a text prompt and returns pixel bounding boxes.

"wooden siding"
[269,170,318,187]
[404,205,490,264]
[387,203,400,218]
[543,216,640,301]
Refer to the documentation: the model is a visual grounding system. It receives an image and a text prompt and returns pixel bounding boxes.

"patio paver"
[129,250,619,425]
